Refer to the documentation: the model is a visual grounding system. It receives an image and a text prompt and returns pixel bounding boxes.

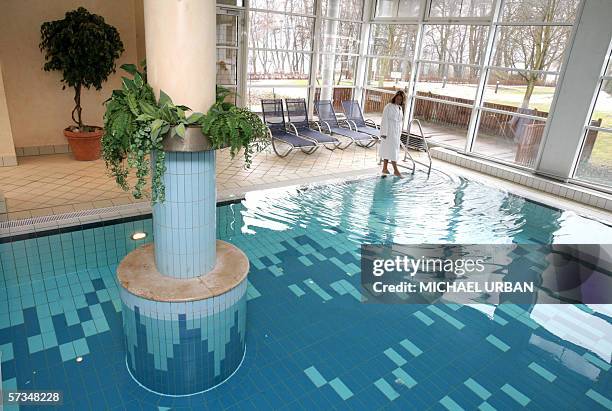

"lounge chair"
[314,100,376,149]
[341,100,380,139]
[261,99,318,157]
[284,98,340,150]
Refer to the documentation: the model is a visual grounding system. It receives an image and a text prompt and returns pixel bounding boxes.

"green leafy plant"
[102,63,167,201]
[40,7,124,130]
[201,86,268,168]
[102,68,268,203]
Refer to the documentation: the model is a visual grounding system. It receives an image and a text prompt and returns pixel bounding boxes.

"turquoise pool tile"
[59,342,77,362]
[528,362,556,382]
[9,310,23,326]
[413,311,434,326]
[392,368,417,388]
[304,366,327,388]
[330,281,348,296]
[73,338,90,357]
[39,317,54,333]
[96,289,111,303]
[0,343,14,362]
[383,348,406,366]
[492,314,508,326]
[329,377,353,400]
[478,401,497,411]
[501,383,530,407]
[440,395,464,411]
[82,320,98,337]
[485,334,510,352]
[65,310,80,326]
[586,389,612,410]
[374,378,399,401]
[426,306,465,330]
[0,314,9,329]
[41,331,58,349]
[89,304,105,319]
[268,266,284,277]
[464,378,491,400]
[312,252,326,261]
[288,284,305,297]
[303,279,332,301]
[27,334,44,354]
[73,295,88,309]
[298,256,313,267]
[246,282,261,301]
[583,352,611,371]
[93,316,110,333]
[399,339,423,357]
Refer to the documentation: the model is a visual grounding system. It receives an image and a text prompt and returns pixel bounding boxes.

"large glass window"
[250,0,315,15]
[216,9,242,104]
[376,0,421,18]
[471,0,580,168]
[574,48,612,187]
[322,0,363,21]
[428,0,494,19]
[247,8,315,113]
[414,24,488,149]
[369,24,418,57]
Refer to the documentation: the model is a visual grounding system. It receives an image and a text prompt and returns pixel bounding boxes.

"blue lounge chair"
[261,99,318,157]
[341,100,380,138]
[284,98,340,150]
[314,100,376,149]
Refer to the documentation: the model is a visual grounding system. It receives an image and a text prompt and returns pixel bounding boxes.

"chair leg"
[272,139,293,158]
[337,139,353,150]
[301,146,319,154]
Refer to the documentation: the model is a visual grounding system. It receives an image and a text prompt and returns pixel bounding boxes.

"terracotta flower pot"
[63,127,104,161]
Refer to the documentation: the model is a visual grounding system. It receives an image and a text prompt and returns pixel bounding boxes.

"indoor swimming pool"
[0,171,611,410]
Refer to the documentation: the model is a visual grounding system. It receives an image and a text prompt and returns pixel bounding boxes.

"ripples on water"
[240,171,612,244]
[238,170,612,367]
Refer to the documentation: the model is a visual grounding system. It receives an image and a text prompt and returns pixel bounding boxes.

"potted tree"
[40,7,124,160]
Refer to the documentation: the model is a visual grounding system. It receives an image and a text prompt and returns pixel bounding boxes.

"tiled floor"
[0,144,382,221]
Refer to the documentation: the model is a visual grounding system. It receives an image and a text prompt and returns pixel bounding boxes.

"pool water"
[1,172,611,410]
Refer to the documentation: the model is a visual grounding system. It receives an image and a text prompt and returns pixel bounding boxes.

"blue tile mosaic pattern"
[0,174,611,410]
[120,280,247,395]
[153,151,216,278]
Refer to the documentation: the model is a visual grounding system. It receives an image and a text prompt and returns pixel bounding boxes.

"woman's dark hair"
[391,90,407,113]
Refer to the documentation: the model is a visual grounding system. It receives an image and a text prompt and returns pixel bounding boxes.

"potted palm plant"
[40,7,124,160]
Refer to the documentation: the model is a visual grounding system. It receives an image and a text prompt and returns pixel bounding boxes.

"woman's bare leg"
[382,159,390,174]
[391,161,402,177]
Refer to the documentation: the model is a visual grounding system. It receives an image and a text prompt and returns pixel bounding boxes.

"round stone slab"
[117,240,249,302]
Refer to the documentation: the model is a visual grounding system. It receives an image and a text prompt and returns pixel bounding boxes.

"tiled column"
[121,277,247,395]
[117,0,250,397]
[153,151,216,278]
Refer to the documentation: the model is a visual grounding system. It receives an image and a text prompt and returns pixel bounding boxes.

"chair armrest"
[338,119,352,129]
[320,121,332,133]
[365,119,379,129]
[310,121,323,133]
[287,122,299,136]
[346,120,358,131]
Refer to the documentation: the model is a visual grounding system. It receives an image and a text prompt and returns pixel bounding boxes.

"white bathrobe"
[379,103,403,162]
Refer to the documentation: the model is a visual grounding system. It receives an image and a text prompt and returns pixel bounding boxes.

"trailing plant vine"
[102,67,268,203]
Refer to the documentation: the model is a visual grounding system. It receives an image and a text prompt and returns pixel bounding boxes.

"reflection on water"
[240,172,612,364]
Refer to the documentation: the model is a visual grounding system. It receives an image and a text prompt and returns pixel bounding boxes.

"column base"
[117,241,249,395]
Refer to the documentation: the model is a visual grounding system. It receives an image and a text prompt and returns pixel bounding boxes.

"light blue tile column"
[153,151,216,278]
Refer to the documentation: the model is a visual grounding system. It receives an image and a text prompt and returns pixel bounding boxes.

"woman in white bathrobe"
[379,90,406,177]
